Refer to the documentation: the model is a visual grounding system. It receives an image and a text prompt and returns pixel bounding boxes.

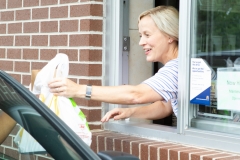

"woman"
[48,6,179,122]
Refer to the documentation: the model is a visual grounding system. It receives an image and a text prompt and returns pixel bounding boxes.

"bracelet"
[85,85,92,100]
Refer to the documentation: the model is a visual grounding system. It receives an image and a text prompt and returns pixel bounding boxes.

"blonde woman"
[48,6,179,122]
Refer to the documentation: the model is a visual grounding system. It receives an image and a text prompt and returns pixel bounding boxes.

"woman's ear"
[168,38,173,43]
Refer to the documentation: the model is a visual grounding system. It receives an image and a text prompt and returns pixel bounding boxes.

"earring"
[168,39,173,43]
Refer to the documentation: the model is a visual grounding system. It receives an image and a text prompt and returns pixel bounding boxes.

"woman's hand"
[48,78,83,98]
[101,108,133,122]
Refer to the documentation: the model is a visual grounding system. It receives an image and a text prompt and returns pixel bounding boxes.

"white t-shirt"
[143,59,178,116]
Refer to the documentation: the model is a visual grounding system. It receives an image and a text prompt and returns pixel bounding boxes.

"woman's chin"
[146,57,154,62]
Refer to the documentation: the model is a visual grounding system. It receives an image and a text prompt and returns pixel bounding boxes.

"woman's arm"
[48,78,164,105]
[0,111,16,144]
[101,100,173,122]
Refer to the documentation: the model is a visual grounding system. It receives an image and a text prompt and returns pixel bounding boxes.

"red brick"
[60,0,78,4]
[149,142,174,160]
[24,0,40,7]
[24,22,39,33]
[114,136,135,152]
[91,132,98,152]
[0,0,6,9]
[1,11,14,21]
[22,74,31,86]
[0,36,13,46]
[179,149,209,160]
[69,63,102,76]
[0,24,6,34]
[70,4,103,17]
[131,140,152,158]
[8,23,22,34]
[123,137,151,154]
[16,9,31,20]
[78,79,102,86]
[23,49,39,60]
[15,36,30,46]
[40,49,57,60]
[0,60,13,71]
[160,145,186,160]
[50,35,68,46]
[21,154,36,160]
[41,21,58,33]
[5,148,19,159]
[80,19,102,31]
[7,49,21,59]
[97,134,107,151]
[81,108,101,122]
[32,35,48,46]
[8,0,22,8]
[60,20,79,32]
[141,142,162,160]
[88,124,101,130]
[11,125,21,135]
[32,62,48,70]
[59,49,78,61]
[82,0,103,1]
[9,73,21,83]
[41,0,58,6]
[15,61,30,72]
[0,49,5,58]
[50,6,68,18]
[170,147,201,160]
[191,151,220,160]
[69,34,102,47]
[2,136,12,146]
[74,98,102,107]
[80,49,102,61]
[32,8,49,19]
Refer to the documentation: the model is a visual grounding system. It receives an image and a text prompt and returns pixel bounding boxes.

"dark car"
[0,70,139,160]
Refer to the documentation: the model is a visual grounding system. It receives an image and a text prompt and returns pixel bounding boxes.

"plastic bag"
[14,128,46,154]
[36,53,92,146]
[225,57,233,67]
[39,89,92,146]
[14,53,92,153]
[234,57,240,67]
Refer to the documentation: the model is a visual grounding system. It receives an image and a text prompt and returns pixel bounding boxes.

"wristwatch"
[85,85,92,100]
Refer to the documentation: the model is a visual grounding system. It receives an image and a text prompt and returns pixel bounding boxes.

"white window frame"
[103,0,240,153]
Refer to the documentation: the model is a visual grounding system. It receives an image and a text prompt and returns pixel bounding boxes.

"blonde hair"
[138,6,179,41]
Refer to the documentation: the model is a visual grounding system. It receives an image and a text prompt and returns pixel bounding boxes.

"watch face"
[85,85,92,99]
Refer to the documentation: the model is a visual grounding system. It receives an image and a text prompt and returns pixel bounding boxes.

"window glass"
[190,0,240,135]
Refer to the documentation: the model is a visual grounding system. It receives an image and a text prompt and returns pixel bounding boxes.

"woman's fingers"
[101,108,130,122]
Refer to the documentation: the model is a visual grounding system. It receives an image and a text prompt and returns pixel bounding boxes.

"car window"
[0,70,100,160]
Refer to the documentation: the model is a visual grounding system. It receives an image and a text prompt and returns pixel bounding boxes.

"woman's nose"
[139,37,145,46]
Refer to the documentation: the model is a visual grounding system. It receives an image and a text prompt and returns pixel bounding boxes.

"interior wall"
[127,0,154,123]
[128,0,154,85]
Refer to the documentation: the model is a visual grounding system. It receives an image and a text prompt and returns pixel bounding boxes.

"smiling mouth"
[144,49,151,54]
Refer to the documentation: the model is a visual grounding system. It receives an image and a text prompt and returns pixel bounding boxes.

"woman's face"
[138,16,170,63]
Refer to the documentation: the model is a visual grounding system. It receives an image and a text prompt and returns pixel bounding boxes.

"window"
[104,0,240,153]
[189,0,240,135]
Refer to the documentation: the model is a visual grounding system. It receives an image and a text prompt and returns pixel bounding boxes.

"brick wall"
[91,130,240,160]
[0,0,103,130]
